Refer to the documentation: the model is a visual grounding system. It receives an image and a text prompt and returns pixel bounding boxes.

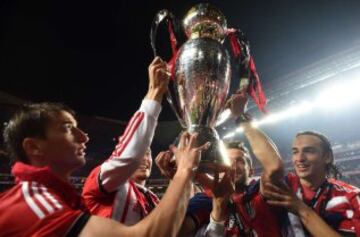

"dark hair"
[296,131,341,179]
[3,102,75,164]
[224,141,253,169]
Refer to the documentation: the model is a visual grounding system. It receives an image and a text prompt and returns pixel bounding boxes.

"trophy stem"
[187,126,230,173]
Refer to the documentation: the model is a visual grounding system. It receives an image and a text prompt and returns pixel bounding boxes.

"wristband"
[210,213,226,226]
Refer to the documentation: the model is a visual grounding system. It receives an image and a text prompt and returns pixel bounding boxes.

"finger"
[187,133,199,148]
[155,151,165,163]
[169,144,177,154]
[196,141,211,152]
[163,151,172,161]
[152,56,162,64]
[279,180,292,192]
[178,131,189,148]
[159,60,168,68]
[153,65,169,77]
[264,182,285,194]
[266,200,288,207]
[162,156,170,172]
[262,190,286,201]
[169,156,177,168]
[149,58,162,72]
[159,68,171,80]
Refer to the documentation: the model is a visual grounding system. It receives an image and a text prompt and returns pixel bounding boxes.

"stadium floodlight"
[315,78,360,110]
[222,77,360,139]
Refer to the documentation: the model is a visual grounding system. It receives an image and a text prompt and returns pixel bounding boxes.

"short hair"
[3,102,75,164]
[224,141,253,168]
[296,131,341,179]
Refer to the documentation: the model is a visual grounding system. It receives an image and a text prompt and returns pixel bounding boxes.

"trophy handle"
[225,28,267,113]
[150,10,187,128]
[150,9,183,58]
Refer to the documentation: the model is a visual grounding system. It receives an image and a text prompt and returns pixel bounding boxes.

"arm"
[100,57,169,192]
[242,122,284,185]
[263,182,341,237]
[80,170,193,237]
[100,99,161,192]
[297,206,341,237]
[228,92,284,187]
[177,172,232,237]
[202,216,226,237]
[202,172,233,237]
[80,132,209,237]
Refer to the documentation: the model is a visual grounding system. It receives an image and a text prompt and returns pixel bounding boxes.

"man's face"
[131,148,153,182]
[228,148,251,187]
[38,111,89,172]
[292,134,330,181]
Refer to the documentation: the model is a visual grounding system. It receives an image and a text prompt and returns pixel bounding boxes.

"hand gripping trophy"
[151,3,266,172]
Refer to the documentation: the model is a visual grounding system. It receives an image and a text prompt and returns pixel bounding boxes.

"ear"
[324,152,333,165]
[22,137,44,159]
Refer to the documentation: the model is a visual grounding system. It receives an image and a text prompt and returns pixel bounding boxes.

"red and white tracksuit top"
[82,99,161,225]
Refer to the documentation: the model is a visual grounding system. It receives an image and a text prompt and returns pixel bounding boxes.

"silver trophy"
[151,3,264,172]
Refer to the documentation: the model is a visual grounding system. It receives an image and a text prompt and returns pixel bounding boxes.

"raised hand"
[225,91,248,117]
[210,170,235,222]
[146,56,170,102]
[155,150,176,179]
[169,132,210,174]
[262,181,305,215]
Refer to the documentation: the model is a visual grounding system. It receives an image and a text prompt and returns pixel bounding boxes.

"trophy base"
[187,126,231,173]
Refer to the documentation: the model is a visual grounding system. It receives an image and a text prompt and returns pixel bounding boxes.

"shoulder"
[326,179,360,213]
[0,181,85,236]
[20,181,74,218]
[329,179,360,194]
[83,165,101,192]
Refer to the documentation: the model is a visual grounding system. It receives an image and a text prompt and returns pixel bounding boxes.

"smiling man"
[263,131,360,236]
[110,148,160,223]
[130,148,154,186]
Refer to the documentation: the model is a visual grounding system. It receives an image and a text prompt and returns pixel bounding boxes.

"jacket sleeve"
[99,99,161,193]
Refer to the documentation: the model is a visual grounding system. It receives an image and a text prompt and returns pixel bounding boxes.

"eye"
[63,123,74,132]
[304,147,317,154]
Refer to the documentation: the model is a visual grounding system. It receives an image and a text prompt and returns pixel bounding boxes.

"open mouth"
[77,146,86,157]
[138,164,149,170]
[296,163,310,172]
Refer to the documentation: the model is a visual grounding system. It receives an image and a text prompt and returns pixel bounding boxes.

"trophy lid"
[183,3,227,41]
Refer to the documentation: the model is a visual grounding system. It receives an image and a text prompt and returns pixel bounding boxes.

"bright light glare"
[223,131,235,139]
[222,78,360,139]
[218,139,231,166]
[315,79,360,109]
[216,109,231,126]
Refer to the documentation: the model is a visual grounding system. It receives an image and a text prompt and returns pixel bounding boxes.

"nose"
[75,127,89,144]
[293,152,306,163]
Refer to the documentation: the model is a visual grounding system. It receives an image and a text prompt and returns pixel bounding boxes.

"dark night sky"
[1,0,360,121]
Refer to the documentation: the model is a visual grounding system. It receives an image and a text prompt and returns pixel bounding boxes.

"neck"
[47,162,72,183]
[50,168,71,183]
[30,159,72,183]
[300,174,327,190]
